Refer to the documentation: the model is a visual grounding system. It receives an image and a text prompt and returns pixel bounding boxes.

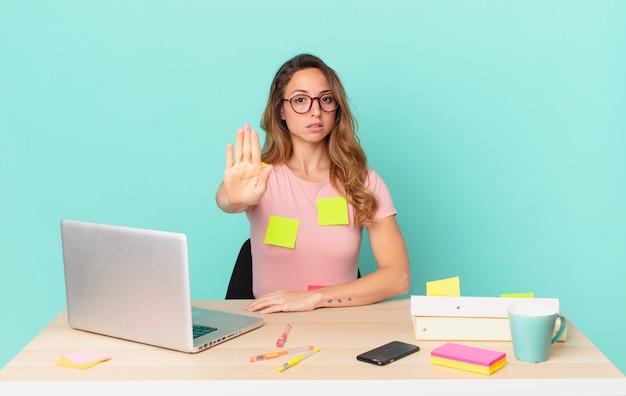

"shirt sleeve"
[366,168,397,220]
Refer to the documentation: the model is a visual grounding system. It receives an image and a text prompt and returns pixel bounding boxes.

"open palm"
[222,124,273,207]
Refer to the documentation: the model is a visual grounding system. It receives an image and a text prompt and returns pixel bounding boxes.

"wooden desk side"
[0,299,624,383]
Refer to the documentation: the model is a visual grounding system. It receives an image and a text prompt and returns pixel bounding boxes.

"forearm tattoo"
[327,297,352,304]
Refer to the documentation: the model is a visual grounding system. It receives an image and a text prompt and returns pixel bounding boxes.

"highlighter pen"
[276,323,291,347]
[277,347,320,372]
[249,345,315,362]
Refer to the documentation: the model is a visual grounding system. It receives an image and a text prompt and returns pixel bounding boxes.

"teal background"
[1,1,624,373]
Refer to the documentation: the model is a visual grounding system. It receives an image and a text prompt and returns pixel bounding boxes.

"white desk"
[1,299,624,395]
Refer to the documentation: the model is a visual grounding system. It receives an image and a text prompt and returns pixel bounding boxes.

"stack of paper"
[411,295,565,341]
[55,348,111,370]
[411,276,565,342]
[431,342,506,375]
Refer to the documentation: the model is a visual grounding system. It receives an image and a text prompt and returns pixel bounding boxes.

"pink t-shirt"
[245,163,397,297]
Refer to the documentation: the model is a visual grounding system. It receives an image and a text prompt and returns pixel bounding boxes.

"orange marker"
[249,345,314,362]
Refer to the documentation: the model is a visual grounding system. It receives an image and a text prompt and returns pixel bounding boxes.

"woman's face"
[280,68,337,145]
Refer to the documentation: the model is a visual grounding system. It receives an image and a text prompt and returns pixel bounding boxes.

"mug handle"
[551,314,567,344]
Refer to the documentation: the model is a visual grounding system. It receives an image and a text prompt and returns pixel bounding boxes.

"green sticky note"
[264,215,299,248]
[426,276,461,296]
[501,292,535,298]
[317,197,349,226]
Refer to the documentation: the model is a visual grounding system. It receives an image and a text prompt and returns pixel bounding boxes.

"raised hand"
[221,124,273,211]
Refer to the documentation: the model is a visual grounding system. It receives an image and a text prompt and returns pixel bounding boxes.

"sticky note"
[431,342,506,367]
[264,215,299,248]
[56,348,111,370]
[317,197,349,225]
[501,292,535,298]
[62,348,111,365]
[426,276,460,296]
[430,343,506,375]
[55,357,107,370]
[430,355,506,375]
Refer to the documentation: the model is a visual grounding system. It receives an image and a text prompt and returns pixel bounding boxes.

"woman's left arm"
[362,214,411,297]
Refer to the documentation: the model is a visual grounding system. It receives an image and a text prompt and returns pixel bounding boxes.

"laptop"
[60,219,264,353]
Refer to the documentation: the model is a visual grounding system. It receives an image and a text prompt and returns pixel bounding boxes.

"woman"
[216,54,410,313]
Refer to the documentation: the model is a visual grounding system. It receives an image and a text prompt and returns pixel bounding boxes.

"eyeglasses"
[283,94,338,114]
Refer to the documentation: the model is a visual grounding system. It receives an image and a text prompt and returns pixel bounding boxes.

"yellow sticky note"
[501,292,535,298]
[55,357,109,370]
[317,197,349,226]
[264,215,299,248]
[426,276,461,296]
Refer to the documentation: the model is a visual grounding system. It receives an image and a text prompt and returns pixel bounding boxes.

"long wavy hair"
[260,54,378,226]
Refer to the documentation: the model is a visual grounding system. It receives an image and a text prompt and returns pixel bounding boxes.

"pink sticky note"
[62,348,111,365]
[430,343,505,367]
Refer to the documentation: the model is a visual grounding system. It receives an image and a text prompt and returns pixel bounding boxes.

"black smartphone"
[356,340,420,366]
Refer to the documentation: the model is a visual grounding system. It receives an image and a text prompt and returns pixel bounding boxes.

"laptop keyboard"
[193,324,218,339]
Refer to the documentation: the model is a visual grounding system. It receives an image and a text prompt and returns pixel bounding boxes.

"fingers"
[225,143,234,169]
[245,300,283,314]
[242,124,252,163]
[234,127,244,163]
[244,290,305,314]
[259,305,284,314]
[251,128,262,164]
[233,124,263,166]
[244,293,275,312]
